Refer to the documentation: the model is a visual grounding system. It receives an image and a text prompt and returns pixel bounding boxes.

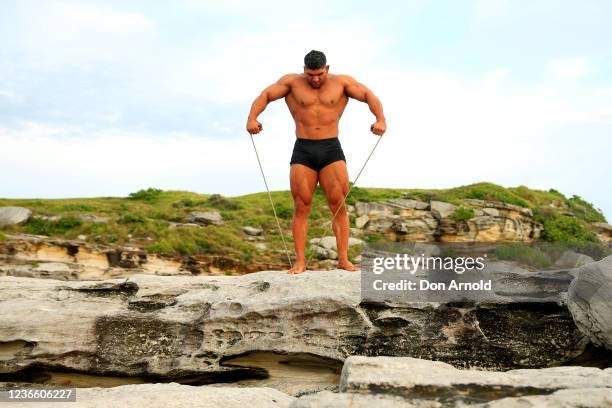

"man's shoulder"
[278,73,302,85]
[334,74,358,85]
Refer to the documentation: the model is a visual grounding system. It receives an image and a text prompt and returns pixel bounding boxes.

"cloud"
[547,57,592,79]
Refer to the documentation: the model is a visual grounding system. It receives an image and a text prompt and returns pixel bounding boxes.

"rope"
[306,135,383,268]
[249,134,293,269]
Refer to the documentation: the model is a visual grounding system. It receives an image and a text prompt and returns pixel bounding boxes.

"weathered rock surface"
[243,226,263,236]
[593,222,612,245]
[354,199,542,243]
[186,211,223,226]
[291,388,612,407]
[3,383,294,408]
[308,236,363,260]
[0,207,31,227]
[554,250,595,269]
[568,255,612,350]
[0,265,589,389]
[0,234,273,279]
[340,356,612,405]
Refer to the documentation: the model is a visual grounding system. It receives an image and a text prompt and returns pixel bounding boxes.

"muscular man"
[246,50,386,274]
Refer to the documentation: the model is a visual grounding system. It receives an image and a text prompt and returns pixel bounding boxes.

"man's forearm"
[367,93,385,122]
[248,94,268,120]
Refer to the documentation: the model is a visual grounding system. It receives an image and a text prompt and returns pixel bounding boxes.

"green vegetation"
[450,206,475,222]
[24,216,83,236]
[567,195,606,223]
[128,187,164,202]
[0,231,6,241]
[0,183,607,264]
[345,184,402,205]
[534,208,598,243]
[403,182,528,207]
[492,244,554,269]
[491,241,611,268]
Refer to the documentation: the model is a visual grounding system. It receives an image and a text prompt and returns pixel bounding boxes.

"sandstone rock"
[430,201,456,220]
[292,388,612,408]
[482,388,612,408]
[568,255,612,350]
[0,267,589,385]
[310,245,338,260]
[309,237,363,251]
[187,211,223,226]
[290,390,433,408]
[0,206,31,227]
[385,198,429,210]
[592,222,612,243]
[340,356,612,402]
[243,226,263,236]
[0,234,225,280]
[355,215,369,229]
[482,207,500,217]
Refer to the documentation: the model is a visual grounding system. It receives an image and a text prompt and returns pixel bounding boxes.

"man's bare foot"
[287,260,307,274]
[337,259,359,272]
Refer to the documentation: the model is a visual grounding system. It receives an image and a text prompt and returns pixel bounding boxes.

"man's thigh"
[290,164,319,203]
[318,160,349,201]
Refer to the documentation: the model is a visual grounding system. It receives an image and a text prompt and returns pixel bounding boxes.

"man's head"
[304,50,329,89]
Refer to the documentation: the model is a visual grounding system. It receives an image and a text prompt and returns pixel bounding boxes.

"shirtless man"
[246,50,386,274]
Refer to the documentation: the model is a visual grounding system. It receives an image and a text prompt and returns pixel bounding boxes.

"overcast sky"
[1,0,610,220]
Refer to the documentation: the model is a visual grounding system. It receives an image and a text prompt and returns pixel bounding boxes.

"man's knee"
[293,197,312,217]
[327,193,347,214]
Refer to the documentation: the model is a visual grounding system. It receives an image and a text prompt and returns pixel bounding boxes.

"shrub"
[128,188,163,201]
[272,203,293,219]
[24,216,83,236]
[534,209,598,243]
[172,198,202,208]
[450,206,475,221]
[119,214,147,224]
[0,231,6,241]
[567,194,606,223]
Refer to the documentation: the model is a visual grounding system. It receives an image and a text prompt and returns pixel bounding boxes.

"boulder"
[0,267,589,385]
[186,211,223,226]
[340,356,612,403]
[243,226,263,236]
[0,207,31,227]
[430,201,456,220]
[568,255,612,350]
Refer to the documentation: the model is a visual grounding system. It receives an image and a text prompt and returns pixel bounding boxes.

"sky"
[0,0,611,220]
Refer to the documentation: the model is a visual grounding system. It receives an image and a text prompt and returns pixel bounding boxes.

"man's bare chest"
[287,83,347,108]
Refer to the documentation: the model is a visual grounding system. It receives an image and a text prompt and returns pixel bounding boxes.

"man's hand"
[370,120,386,136]
[247,119,263,135]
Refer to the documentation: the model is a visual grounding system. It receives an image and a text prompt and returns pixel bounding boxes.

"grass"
[492,244,554,269]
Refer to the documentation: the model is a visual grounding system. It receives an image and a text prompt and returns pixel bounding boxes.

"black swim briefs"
[289,137,346,172]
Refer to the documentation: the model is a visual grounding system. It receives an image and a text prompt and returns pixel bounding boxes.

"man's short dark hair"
[304,50,327,70]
